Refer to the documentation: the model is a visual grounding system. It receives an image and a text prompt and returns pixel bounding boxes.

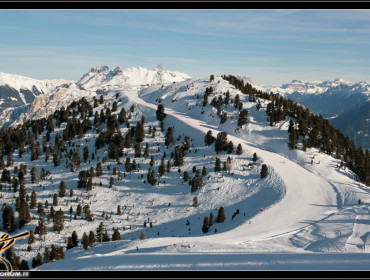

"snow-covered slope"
[0,66,191,129]
[257,78,370,117]
[261,78,354,96]
[0,72,74,128]
[256,78,370,149]
[78,66,191,89]
[0,72,71,95]
[1,71,369,271]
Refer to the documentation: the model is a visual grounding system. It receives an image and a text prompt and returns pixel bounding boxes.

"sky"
[1,9,370,86]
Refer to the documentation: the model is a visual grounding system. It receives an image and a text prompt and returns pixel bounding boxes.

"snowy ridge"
[0,70,369,271]
[0,66,191,128]
[78,66,191,89]
[256,78,369,97]
[26,76,370,270]
[0,71,71,94]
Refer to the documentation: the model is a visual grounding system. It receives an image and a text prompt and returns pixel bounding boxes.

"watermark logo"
[0,232,29,273]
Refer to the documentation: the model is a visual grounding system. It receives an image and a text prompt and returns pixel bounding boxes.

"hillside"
[0,72,74,130]
[0,69,369,272]
[257,79,370,149]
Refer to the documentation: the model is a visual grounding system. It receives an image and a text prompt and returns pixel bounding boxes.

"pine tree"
[236,143,243,155]
[72,230,78,247]
[183,171,189,182]
[165,127,174,147]
[108,142,117,159]
[96,222,105,242]
[191,170,203,192]
[202,166,207,177]
[144,143,149,158]
[234,94,241,108]
[147,169,157,185]
[166,160,171,173]
[182,136,190,151]
[192,196,198,207]
[53,208,65,233]
[2,205,16,233]
[82,232,90,250]
[43,247,51,263]
[109,177,114,188]
[4,247,20,270]
[31,252,43,268]
[149,155,155,167]
[102,230,110,242]
[83,146,89,162]
[19,183,26,202]
[202,92,209,106]
[89,230,96,246]
[173,146,184,167]
[112,228,121,241]
[288,128,298,150]
[302,139,307,152]
[237,109,249,127]
[19,259,29,270]
[260,164,268,178]
[76,204,82,217]
[36,218,48,240]
[59,181,67,197]
[30,167,37,183]
[134,142,141,157]
[30,190,37,209]
[50,244,61,261]
[19,201,31,228]
[53,193,58,206]
[96,162,103,176]
[227,141,234,154]
[216,206,226,223]
[156,104,166,121]
[66,237,75,250]
[202,216,209,233]
[158,156,165,176]
[253,152,258,162]
[214,157,221,172]
[204,130,215,146]
[215,132,228,153]
[28,230,35,244]
[135,121,145,143]
[140,231,146,240]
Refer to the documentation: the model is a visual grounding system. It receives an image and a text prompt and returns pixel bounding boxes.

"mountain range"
[0,66,369,271]
[257,79,370,149]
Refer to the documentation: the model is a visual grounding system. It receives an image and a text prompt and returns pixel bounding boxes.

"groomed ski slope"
[36,78,370,270]
[129,87,338,243]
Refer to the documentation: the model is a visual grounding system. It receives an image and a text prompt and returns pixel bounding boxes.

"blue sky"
[1,9,370,85]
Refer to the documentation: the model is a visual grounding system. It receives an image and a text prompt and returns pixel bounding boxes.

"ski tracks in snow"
[128,89,339,245]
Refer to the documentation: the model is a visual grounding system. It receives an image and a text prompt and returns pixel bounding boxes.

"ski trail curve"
[129,91,338,244]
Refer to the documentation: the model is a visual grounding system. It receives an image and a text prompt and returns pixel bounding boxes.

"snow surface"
[0,72,71,94]
[256,78,370,97]
[15,75,368,271]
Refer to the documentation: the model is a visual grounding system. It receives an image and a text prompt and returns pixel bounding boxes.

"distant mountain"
[0,66,191,129]
[77,65,191,89]
[0,72,73,127]
[330,101,370,150]
[257,79,370,149]
[0,71,72,108]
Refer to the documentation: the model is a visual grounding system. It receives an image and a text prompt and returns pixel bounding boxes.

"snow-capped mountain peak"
[77,65,191,89]
[0,71,71,93]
